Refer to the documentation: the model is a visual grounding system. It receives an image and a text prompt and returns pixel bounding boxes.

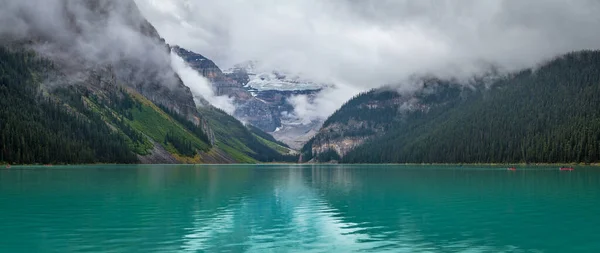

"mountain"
[197,107,297,162]
[172,46,325,149]
[225,61,326,92]
[8,0,198,117]
[300,79,474,162]
[304,50,600,164]
[0,0,292,164]
[171,46,252,101]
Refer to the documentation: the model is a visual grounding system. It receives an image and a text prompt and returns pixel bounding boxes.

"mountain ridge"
[304,50,600,164]
[172,45,324,149]
[0,0,294,164]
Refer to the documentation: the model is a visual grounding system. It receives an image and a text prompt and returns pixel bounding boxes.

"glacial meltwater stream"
[1,165,599,252]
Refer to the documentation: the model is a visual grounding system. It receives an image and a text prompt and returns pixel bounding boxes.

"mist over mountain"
[171,46,325,149]
[1,0,198,115]
[136,0,600,121]
[302,50,600,164]
[0,0,295,164]
[5,2,600,252]
[4,0,600,165]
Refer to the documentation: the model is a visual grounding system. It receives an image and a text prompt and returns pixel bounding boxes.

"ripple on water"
[2,165,600,252]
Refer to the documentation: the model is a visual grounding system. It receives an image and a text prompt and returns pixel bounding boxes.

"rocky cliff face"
[1,0,198,118]
[173,46,325,146]
[302,90,404,161]
[171,46,252,101]
[0,0,278,164]
[235,89,322,133]
[302,81,469,162]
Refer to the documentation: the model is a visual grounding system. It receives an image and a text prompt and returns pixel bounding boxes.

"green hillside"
[0,48,137,164]
[317,50,600,164]
[0,47,292,164]
[301,80,471,162]
[197,107,298,163]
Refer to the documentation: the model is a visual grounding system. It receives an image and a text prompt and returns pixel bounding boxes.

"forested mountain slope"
[0,46,292,164]
[301,80,475,162]
[0,48,137,164]
[307,50,600,164]
[173,46,324,149]
[0,0,293,165]
[197,107,298,163]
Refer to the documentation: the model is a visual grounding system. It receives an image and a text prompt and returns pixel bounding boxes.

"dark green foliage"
[164,130,196,157]
[300,90,403,159]
[323,82,468,130]
[158,104,211,146]
[0,46,298,164]
[323,89,401,128]
[106,86,137,120]
[0,47,137,164]
[53,84,152,155]
[315,149,341,162]
[301,81,470,161]
[198,107,298,163]
[300,138,315,161]
[247,124,290,148]
[342,50,600,164]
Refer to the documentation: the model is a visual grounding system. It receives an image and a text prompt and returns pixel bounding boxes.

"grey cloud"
[135,0,600,80]
[134,0,600,120]
[169,51,236,114]
[0,0,185,92]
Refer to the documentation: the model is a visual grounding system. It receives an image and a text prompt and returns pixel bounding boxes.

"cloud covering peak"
[135,0,600,119]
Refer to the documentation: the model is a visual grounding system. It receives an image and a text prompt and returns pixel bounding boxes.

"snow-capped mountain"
[246,72,325,91]
[225,61,328,92]
[174,48,325,149]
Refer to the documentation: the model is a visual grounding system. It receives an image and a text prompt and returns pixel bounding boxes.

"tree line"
[0,47,137,164]
[343,50,600,164]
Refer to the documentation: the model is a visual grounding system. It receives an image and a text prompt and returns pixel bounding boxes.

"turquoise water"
[1,165,599,252]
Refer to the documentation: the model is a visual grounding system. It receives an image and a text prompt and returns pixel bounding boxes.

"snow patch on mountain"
[225,61,328,91]
[246,72,324,91]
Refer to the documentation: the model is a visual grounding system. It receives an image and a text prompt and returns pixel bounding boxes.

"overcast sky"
[134,0,600,120]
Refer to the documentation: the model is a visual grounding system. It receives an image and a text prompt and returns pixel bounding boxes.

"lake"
[1,165,599,252]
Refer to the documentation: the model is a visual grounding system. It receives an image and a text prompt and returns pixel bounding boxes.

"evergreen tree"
[0,47,137,164]
[340,51,600,164]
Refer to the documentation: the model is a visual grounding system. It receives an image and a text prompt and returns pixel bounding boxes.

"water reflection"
[1,165,600,252]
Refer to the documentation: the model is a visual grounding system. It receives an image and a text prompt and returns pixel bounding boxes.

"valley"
[3,0,600,165]
[172,46,326,149]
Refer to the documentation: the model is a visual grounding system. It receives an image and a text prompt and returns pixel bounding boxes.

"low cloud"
[0,0,179,86]
[134,0,600,119]
[170,51,236,114]
[0,0,204,114]
[288,85,361,124]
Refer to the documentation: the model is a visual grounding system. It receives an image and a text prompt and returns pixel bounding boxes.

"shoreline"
[2,162,598,167]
